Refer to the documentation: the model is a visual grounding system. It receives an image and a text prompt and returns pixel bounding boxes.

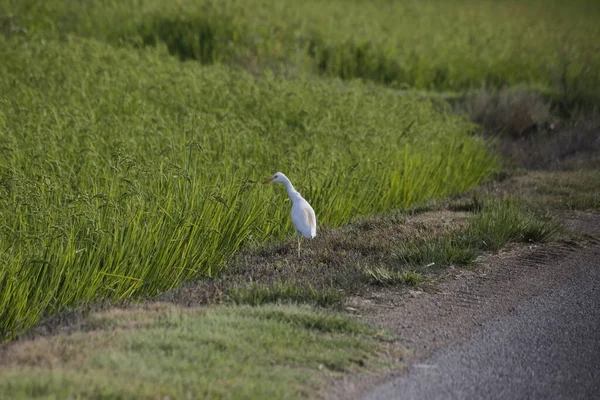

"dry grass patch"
[461,89,553,137]
[454,88,599,170]
[160,211,471,308]
[485,170,600,211]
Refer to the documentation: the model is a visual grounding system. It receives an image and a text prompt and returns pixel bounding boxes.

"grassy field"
[0,0,598,397]
[0,304,387,399]
[0,33,496,340]
[0,174,583,399]
[3,0,599,105]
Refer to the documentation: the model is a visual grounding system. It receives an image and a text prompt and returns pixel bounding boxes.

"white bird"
[263,172,317,257]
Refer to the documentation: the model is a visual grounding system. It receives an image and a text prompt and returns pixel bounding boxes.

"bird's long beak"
[263,177,274,184]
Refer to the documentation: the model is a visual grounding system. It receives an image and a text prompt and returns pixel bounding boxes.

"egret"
[263,172,317,257]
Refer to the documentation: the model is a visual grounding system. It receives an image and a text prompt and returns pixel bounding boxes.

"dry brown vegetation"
[462,89,553,137]
[455,89,600,170]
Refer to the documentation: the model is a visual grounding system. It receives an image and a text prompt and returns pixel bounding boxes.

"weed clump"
[466,199,560,250]
[394,238,477,269]
[393,198,562,271]
[360,266,423,286]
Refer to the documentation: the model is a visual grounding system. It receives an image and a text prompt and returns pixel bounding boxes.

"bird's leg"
[297,233,301,258]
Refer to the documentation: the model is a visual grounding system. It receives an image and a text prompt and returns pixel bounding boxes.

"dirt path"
[326,212,600,399]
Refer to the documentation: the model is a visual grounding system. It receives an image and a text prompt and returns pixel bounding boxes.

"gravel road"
[364,244,600,400]
[324,213,600,400]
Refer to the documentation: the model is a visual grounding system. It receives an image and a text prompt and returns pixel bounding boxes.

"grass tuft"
[360,265,423,286]
[395,238,477,269]
[243,305,371,334]
[394,198,562,270]
[228,282,343,308]
[467,199,562,251]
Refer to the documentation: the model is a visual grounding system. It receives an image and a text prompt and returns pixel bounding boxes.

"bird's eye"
[274,175,278,179]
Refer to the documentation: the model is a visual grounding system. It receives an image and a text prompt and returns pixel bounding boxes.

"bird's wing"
[303,207,315,229]
[291,201,317,238]
[302,206,317,238]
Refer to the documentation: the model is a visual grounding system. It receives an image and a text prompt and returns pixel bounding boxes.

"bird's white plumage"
[263,172,317,239]
[291,200,317,238]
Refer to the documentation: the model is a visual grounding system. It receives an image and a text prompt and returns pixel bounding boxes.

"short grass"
[395,237,477,269]
[228,282,344,308]
[0,304,384,399]
[360,266,423,287]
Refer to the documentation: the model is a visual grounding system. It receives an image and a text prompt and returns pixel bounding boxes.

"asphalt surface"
[364,250,600,400]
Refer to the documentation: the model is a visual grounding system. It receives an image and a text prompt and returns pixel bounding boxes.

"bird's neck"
[282,179,301,204]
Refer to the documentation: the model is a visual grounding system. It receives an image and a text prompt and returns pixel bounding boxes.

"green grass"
[228,282,344,308]
[3,0,599,103]
[0,304,383,399]
[466,199,562,250]
[1,0,592,343]
[394,198,562,270]
[360,265,423,286]
[396,237,477,269]
[0,34,496,341]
